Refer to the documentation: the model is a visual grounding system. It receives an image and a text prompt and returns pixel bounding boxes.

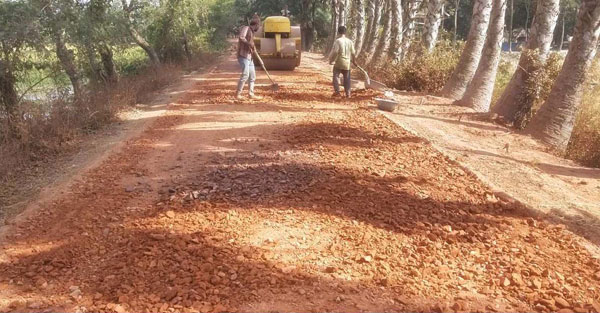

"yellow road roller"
[253,16,302,71]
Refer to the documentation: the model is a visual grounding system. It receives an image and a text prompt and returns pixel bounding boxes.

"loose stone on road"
[1,53,599,313]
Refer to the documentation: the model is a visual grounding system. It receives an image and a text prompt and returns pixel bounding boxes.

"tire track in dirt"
[0,53,599,313]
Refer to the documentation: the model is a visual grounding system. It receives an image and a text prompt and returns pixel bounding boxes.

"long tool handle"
[354,64,371,86]
[357,65,371,83]
[253,50,277,85]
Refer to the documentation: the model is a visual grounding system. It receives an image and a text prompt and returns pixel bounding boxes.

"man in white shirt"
[328,26,357,98]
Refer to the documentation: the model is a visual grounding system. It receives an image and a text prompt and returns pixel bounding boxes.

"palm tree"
[492,0,560,125]
[454,0,507,112]
[422,0,445,52]
[526,0,600,152]
[439,0,492,99]
[388,0,403,61]
[371,0,393,64]
[400,0,421,59]
[353,0,366,54]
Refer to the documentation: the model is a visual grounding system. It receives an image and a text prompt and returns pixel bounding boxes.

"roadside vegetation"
[0,0,232,182]
[0,0,339,184]
[347,0,599,168]
[2,0,599,186]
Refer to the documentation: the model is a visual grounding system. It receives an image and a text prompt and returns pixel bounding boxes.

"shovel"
[354,64,388,91]
[252,49,280,92]
[354,64,371,87]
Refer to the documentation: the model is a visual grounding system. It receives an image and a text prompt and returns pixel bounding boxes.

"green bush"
[114,46,150,76]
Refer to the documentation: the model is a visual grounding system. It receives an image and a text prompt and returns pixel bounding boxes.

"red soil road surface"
[1,53,600,313]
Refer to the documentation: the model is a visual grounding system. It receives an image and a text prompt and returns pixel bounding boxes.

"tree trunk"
[492,0,560,124]
[339,0,349,26]
[362,0,384,60]
[371,0,393,64]
[400,0,420,59]
[362,0,376,53]
[508,0,514,52]
[0,59,19,124]
[55,30,84,103]
[526,0,600,152]
[388,0,403,61]
[302,24,316,51]
[300,0,317,51]
[354,0,366,54]
[182,28,192,61]
[560,13,566,50]
[99,44,119,84]
[455,0,507,112]
[525,1,531,40]
[439,0,492,99]
[121,0,160,65]
[85,44,104,84]
[327,0,340,53]
[422,0,445,52]
[453,0,459,43]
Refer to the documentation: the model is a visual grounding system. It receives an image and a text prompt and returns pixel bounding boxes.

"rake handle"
[253,50,277,85]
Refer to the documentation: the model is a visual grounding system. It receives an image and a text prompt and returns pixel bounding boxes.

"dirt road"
[1,53,600,313]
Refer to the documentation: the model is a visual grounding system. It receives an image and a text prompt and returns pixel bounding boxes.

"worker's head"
[338,26,347,36]
[250,19,259,32]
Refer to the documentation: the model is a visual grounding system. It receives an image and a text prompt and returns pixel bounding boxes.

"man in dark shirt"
[236,19,262,100]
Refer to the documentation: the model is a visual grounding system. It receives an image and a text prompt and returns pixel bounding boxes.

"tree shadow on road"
[2,58,600,313]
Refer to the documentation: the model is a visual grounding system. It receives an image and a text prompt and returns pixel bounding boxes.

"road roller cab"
[253,16,302,70]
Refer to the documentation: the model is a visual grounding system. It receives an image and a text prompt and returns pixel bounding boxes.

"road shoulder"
[380,94,600,252]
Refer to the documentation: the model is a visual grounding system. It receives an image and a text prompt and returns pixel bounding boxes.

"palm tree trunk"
[526,0,600,152]
[388,0,403,61]
[453,0,459,43]
[354,0,366,54]
[560,13,566,50]
[400,0,421,59]
[440,0,492,99]
[371,0,393,65]
[361,0,384,60]
[492,0,560,124]
[422,0,445,52]
[339,0,349,26]
[362,0,376,53]
[508,0,514,52]
[454,0,506,112]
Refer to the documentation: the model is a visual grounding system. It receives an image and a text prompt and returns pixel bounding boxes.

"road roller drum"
[253,16,302,71]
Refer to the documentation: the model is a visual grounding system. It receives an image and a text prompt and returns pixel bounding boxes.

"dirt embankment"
[1,53,599,313]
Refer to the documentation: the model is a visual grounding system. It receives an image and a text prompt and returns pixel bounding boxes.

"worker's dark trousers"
[333,68,351,97]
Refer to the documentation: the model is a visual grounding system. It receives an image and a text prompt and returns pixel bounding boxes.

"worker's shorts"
[237,56,256,94]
